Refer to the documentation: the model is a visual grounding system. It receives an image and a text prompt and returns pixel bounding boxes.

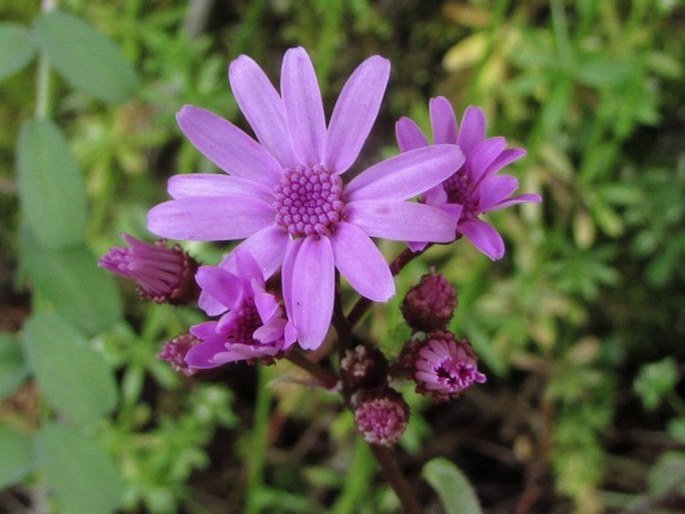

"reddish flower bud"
[158,333,201,376]
[401,270,457,332]
[340,345,389,391]
[353,388,409,447]
[413,330,486,401]
[99,233,199,305]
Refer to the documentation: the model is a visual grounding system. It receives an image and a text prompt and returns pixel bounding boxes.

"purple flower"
[148,48,464,349]
[98,233,199,304]
[185,250,296,368]
[396,96,542,260]
[353,388,409,447]
[413,330,486,401]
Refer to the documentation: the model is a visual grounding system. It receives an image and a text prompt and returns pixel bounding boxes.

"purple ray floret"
[148,48,464,350]
[396,96,542,260]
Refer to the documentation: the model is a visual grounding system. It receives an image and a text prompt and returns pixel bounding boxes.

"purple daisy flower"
[148,48,464,349]
[185,249,296,368]
[413,331,486,401]
[396,96,542,260]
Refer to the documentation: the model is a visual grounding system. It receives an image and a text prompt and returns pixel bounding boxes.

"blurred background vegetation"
[1,0,684,513]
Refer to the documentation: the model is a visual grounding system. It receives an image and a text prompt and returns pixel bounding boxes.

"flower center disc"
[274,164,345,238]
[443,170,478,220]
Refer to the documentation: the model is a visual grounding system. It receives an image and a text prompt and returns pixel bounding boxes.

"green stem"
[35,0,58,119]
[330,437,375,514]
[245,366,271,514]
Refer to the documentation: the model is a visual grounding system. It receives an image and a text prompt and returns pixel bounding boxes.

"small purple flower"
[148,48,464,349]
[396,96,542,260]
[185,249,296,368]
[158,333,201,376]
[413,330,486,401]
[353,388,409,447]
[99,233,199,304]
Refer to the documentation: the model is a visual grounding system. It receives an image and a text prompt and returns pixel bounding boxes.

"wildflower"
[185,250,296,368]
[340,344,389,391]
[98,233,199,304]
[401,269,457,332]
[412,330,486,401]
[148,48,464,349]
[396,96,542,260]
[158,333,201,376]
[353,388,409,447]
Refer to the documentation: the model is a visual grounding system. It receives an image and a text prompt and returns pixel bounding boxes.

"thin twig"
[370,445,423,514]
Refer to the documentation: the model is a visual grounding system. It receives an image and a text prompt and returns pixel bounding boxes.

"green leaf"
[0,425,34,489]
[0,23,36,81]
[16,119,87,248]
[0,333,29,400]
[24,238,122,335]
[33,10,138,103]
[422,458,483,514]
[36,423,125,514]
[23,312,117,426]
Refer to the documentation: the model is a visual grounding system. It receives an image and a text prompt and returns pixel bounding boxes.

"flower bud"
[401,270,457,332]
[340,345,388,391]
[413,330,486,401]
[353,388,409,447]
[99,233,199,305]
[158,333,201,376]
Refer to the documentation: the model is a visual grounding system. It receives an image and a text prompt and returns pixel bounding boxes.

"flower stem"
[370,445,422,514]
[346,245,429,328]
[285,350,338,389]
[35,0,58,119]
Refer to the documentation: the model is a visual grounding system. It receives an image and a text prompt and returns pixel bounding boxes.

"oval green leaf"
[0,23,36,81]
[36,423,125,514]
[0,333,29,400]
[33,10,138,103]
[23,312,118,426]
[17,119,87,248]
[23,237,122,335]
[422,457,483,514]
[0,425,34,489]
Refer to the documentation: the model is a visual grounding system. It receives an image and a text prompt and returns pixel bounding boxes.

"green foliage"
[0,333,28,400]
[634,357,679,411]
[422,458,483,514]
[0,23,36,81]
[0,425,34,490]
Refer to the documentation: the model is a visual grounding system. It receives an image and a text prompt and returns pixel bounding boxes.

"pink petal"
[185,334,230,368]
[253,317,286,344]
[478,174,519,211]
[176,106,282,185]
[228,225,289,279]
[281,237,303,321]
[167,173,272,202]
[488,193,542,211]
[190,321,219,341]
[289,236,335,350]
[281,47,326,166]
[458,219,505,260]
[232,247,264,283]
[195,266,243,310]
[430,96,457,144]
[346,145,464,201]
[330,221,394,301]
[147,196,274,241]
[483,147,526,178]
[395,117,428,152]
[468,137,507,183]
[253,285,279,322]
[346,200,457,243]
[229,55,298,168]
[324,55,390,174]
[198,289,226,317]
[457,106,487,156]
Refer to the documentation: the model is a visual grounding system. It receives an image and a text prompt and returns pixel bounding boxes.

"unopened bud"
[340,345,388,391]
[158,333,201,376]
[401,270,457,332]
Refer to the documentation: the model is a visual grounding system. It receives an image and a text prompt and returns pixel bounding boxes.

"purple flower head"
[158,333,201,376]
[98,233,199,305]
[413,330,486,401]
[353,388,409,447]
[148,48,464,349]
[401,268,457,332]
[396,96,542,260]
[185,249,296,368]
